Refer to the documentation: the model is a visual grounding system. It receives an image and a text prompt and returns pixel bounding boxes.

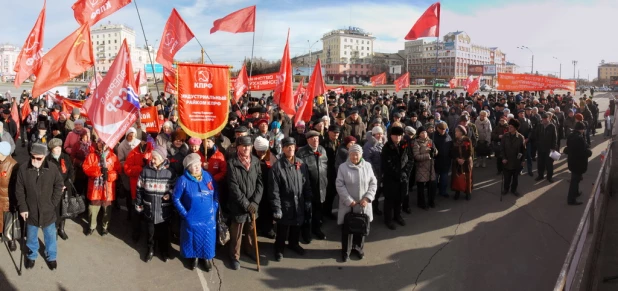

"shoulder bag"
[61,179,86,219]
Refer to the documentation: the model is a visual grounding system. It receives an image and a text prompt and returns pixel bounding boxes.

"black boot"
[190,258,198,270]
[204,259,212,272]
[8,240,17,252]
[145,246,154,262]
[58,220,68,241]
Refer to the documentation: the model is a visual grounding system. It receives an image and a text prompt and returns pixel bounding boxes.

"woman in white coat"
[336,144,377,262]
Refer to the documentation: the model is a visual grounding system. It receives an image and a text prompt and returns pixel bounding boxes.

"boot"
[58,220,69,241]
[190,258,198,270]
[145,246,154,262]
[8,240,17,252]
[204,259,212,272]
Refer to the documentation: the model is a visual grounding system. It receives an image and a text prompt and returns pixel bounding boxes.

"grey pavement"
[0,91,613,291]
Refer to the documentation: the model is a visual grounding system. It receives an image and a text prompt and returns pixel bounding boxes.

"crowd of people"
[0,86,605,272]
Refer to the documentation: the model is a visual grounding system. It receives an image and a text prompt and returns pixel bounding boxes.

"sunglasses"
[31,156,44,161]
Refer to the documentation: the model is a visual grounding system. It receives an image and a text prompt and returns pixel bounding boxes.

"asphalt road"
[0,92,613,291]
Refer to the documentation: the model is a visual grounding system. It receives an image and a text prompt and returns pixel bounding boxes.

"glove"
[273,210,282,220]
[247,202,258,214]
[135,205,143,213]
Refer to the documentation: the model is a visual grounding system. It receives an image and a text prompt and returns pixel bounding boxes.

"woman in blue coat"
[173,153,219,271]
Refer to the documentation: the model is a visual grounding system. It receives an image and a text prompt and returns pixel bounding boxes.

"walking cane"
[500,167,505,202]
[251,212,260,272]
[19,220,27,276]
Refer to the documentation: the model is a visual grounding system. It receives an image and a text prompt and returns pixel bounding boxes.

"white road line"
[196,268,210,291]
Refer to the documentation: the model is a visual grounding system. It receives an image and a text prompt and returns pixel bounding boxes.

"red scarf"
[238,151,251,170]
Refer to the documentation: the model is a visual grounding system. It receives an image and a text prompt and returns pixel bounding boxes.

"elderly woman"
[82,139,121,236]
[172,153,218,271]
[63,119,89,155]
[156,121,174,152]
[413,127,437,209]
[450,125,474,201]
[136,146,176,263]
[46,138,75,241]
[336,144,377,262]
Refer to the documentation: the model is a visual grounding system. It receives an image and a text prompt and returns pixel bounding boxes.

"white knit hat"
[349,144,363,155]
[371,126,384,135]
[253,136,269,151]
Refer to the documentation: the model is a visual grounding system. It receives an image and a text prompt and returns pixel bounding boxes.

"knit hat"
[405,126,417,135]
[31,143,48,156]
[47,138,63,150]
[296,120,306,128]
[152,145,168,160]
[253,136,269,151]
[0,141,10,156]
[349,144,363,155]
[343,136,357,147]
[74,119,85,126]
[416,126,426,135]
[72,108,80,115]
[371,126,384,135]
[183,153,201,169]
[575,113,584,121]
[270,121,281,130]
[126,127,137,138]
[162,121,173,129]
[188,137,202,146]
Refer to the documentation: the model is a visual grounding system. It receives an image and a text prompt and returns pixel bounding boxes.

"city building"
[321,27,377,83]
[91,22,159,79]
[0,44,21,82]
[598,61,618,82]
[505,62,518,74]
[399,31,507,86]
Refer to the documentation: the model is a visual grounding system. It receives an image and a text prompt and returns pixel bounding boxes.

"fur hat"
[508,118,520,129]
[31,143,48,156]
[183,153,201,169]
[47,138,63,150]
[390,126,405,136]
[343,136,357,147]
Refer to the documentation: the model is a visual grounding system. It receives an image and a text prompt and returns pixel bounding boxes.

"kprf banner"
[176,63,230,138]
[232,72,278,91]
[497,73,575,92]
[370,72,386,86]
[163,67,177,94]
[139,106,160,133]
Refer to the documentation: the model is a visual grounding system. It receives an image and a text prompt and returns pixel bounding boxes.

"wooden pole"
[251,212,260,272]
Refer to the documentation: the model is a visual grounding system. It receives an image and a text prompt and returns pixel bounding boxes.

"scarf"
[190,170,203,181]
[237,151,251,170]
[93,148,109,188]
[79,141,91,158]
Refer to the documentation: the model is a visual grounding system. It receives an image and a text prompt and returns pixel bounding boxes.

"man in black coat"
[501,119,526,196]
[381,126,414,230]
[434,122,453,197]
[296,130,328,242]
[565,122,591,205]
[321,125,340,220]
[269,137,312,261]
[532,113,558,183]
[15,143,64,270]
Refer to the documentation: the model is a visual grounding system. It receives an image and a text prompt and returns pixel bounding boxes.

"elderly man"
[296,130,328,242]
[532,113,558,183]
[0,121,15,155]
[565,122,591,205]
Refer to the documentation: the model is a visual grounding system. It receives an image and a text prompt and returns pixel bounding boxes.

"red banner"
[327,86,355,94]
[467,76,480,95]
[370,72,386,86]
[394,72,410,92]
[176,63,230,138]
[237,73,278,91]
[449,78,457,89]
[233,64,249,102]
[497,73,576,92]
[139,106,160,133]
[62,98,87,117]
[72,0,132,26]
[13,1,45,88]
[163,67,177,94]
[156,8,194,70]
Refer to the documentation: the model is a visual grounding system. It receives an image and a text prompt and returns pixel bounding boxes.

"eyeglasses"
[31,156,44,161]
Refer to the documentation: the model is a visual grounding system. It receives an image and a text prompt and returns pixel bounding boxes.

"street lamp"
[517,46,534,74]
[553,56,562,78]
[308,39,320,80]
[572,60,578,80]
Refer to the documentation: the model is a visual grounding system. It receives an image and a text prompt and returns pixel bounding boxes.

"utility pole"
[518,46,534,74]
[553,56,561,78]
[572,60,578,80]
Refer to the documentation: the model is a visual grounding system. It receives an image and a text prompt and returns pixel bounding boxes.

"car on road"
[481,84,493,91]
[360,81,372,86]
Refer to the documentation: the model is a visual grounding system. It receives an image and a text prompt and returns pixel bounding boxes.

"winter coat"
[334,146,350,170]
[0,156,18,231]
[2,118,17,140]
[500,132,526,171]
[123,144,153,200]
[15,160,64,227]
[565,132,592,175]
[465,123,479,147]
[136,160,176,224]
[381,140,414,199]
[433,131,453,173]
[413,137,437,183]
[345,116,366,143]
[82,148,121,202]
[168,143,189,176]
[156,133,172,153]
[338,123,353,141]
[336,159,377,225]
[532,122,558,153]
[45,153,75,197]
[269,157,312,226]
[450,136,473,193]
[227,155,263,223]
[173,169,218,259]
[563,116,576,137]
[296,145,328,202]
[290,131,308,148]
[474,118,492,143]
[215,135,231,157]
[517,117,533,139]
[323,137,340,181]
[63,128,90,155]
[206,147,227,185]
[362,136,383,180]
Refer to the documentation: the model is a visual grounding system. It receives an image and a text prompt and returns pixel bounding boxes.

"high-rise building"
[321,27,377,83]
[598,61,618,82]
[0,44,21,82]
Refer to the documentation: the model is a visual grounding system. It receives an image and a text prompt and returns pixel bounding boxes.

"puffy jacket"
[82,148,120,202]
[269,157,312,226]
[0,156,18,230]
[345,116,366,144]
[474,118,492,143]
[227,155,263,223]
[15,160,64,227]
[206,147,227,184]
[296,145,328,202]
[136,160,176,224]
[168,143,189,176]
[413,137,437,183]
[123,143,153,200]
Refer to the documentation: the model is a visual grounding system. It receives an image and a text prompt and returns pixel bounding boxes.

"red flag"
[370,72,387,86]
[163,67,177,95]
[13,1,46,88]
[72,0,132,26]
[467,76,480,95]
[273,30,295,117]
[31,24,94,98]
[404,2,441,40]
[394,72,410,92]
[449,78,457,89]
[296,59,326,125]
[86,72,103,94]
[293,78,305,105]
[20,100,31,121]
[233,64,249,102]
[11,101,20,141]
[83,39,140,148]
[156,9,195,70]
[210,5,256,34]
[134,67,146,88]
[62,98,87,117]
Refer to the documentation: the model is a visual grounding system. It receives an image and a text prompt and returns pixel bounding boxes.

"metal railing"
[554,139,614,291]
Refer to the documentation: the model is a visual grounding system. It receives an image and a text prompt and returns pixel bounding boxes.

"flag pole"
[431,37,439,110]
[133,0,160,96]
[248,31,255,79]
[194,38,214,64]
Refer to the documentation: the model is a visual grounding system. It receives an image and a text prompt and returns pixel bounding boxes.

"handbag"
[216,209,230,246]
[2,211,21,241]
[343,206,370,236]
[61,179,86,219]
[451,143,468,192]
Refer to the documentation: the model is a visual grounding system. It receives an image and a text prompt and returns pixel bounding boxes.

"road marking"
[196,268,210,291]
